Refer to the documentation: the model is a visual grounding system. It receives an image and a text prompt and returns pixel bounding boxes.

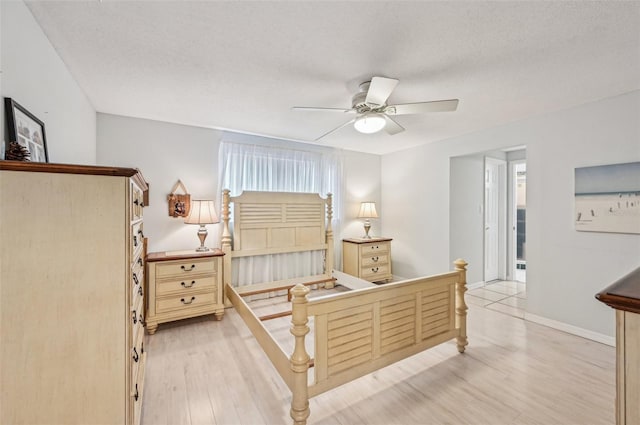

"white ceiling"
[25,1,640,155]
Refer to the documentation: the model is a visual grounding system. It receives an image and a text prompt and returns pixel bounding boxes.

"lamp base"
[195,224,210,252]
[362,219,372,239]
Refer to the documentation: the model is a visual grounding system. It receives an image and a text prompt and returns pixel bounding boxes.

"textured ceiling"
[25,1,640,155]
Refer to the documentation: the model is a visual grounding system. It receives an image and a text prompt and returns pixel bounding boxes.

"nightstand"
[145,249,225,334]
[342,237,393,282]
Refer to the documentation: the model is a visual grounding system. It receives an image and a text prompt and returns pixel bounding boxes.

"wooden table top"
[596,266,640,314]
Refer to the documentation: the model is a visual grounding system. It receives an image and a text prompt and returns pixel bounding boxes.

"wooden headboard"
[220,189,334,289]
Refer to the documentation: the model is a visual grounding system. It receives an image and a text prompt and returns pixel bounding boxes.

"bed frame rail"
[225,283,294,391]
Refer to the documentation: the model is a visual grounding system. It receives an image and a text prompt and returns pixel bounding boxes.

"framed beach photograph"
[575,161,640,234]
[4,98,49,162]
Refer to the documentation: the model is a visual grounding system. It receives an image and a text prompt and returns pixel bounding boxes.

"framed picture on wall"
[4,98,49,162]
[575,161,640,234]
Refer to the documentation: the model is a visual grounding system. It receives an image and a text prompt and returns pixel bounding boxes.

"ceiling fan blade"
[292,106,355,113]
[386,99,459,115]
[383,115,405,135]
[314,118,356,141]
[365,77,399,107]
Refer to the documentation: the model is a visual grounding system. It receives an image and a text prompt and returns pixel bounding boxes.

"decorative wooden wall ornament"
[167,180,191,217]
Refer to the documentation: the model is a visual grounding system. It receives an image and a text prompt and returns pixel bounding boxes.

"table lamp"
[184,199,219,252]
[357,201,378,239]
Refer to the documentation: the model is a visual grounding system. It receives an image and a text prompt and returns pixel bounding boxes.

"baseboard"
[466,280,485,290]
[524,312,615,347]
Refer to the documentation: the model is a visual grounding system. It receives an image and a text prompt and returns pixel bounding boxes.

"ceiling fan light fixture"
[354,113,386,134]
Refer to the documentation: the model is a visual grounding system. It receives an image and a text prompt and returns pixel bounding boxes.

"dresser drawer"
[156,290,217,314]
[131,265,144,300]
[131,222,144,258]
[361,264,391,280]
[156,275,217,296]
[361,253,389,267]
[361,241,390,254]
[130,324,145,382]
[131,182,144,221]
[155,258,217,278]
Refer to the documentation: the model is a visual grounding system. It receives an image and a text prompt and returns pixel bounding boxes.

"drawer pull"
[372,256,379,262]
[132,310,137,324]
[181,280,196,288]
[138,286,143,296]
[181,296,196,305]
[371,267,379,273]
[134,384,139,401]
[134,199,139,206]
[132,273,139,285]
[132,347,139,362]
[138,257,143,266]
[133,236,138,247]
[181,264,196,271]
[138,229,144,237]
[139,313,144,324]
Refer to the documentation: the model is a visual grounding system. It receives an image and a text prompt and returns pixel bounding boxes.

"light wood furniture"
[145,249,225,334]
[342,237,393,282]
[596,267,640,425]
[0,161,148,425]
[220,189,468,425]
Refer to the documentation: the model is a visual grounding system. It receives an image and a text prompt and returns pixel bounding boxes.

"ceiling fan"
[292,76,459,141]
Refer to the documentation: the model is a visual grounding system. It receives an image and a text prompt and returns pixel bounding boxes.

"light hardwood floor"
[142,291,615,425]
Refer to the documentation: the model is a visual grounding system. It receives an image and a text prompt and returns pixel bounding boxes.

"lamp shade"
[354,113,386,134]
[184,200,219,225]
[357,202,378,219]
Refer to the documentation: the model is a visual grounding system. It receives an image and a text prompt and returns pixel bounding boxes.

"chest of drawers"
[146,249,225,334]
[0,161,148,425]
[342,237,393,282]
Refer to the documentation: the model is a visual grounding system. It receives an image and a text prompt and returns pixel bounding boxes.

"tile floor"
[467,280,527,318]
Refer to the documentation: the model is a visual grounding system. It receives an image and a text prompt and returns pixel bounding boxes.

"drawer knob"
[132,347,139,362]
[372,267,379,273]
[372,256,379,262]
[181,296,196,305]
[181,280,196,288]
[181,264,196,272]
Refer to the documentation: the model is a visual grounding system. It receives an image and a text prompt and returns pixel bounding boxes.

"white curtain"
[218,141,343,287]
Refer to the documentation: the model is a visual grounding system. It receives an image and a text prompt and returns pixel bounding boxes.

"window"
[218,141,342,286]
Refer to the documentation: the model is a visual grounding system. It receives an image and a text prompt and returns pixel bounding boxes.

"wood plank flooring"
[141,293,615,425]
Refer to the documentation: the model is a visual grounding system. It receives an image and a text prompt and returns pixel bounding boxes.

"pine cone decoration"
[5,142,31,161]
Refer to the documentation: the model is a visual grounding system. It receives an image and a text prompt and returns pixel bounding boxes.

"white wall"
[1,0,96,164]
[97,113,223,252]
[450,155,485,284]
[97,114,382,256]
[383,91,640,338]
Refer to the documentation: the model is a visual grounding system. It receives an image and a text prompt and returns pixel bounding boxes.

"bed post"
[290,284,311,425]
[324,193,335,289]
[454,259,469,353]
[221,189,233,300]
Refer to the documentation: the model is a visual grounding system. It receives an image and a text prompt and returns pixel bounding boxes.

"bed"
[220,189,469,425]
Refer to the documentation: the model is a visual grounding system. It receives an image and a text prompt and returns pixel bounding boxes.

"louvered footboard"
[288,259,468,425]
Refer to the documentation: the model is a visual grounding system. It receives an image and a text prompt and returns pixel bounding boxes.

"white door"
[484,158,506,282]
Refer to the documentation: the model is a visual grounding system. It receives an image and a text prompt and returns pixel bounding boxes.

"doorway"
[510,161,526,282]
